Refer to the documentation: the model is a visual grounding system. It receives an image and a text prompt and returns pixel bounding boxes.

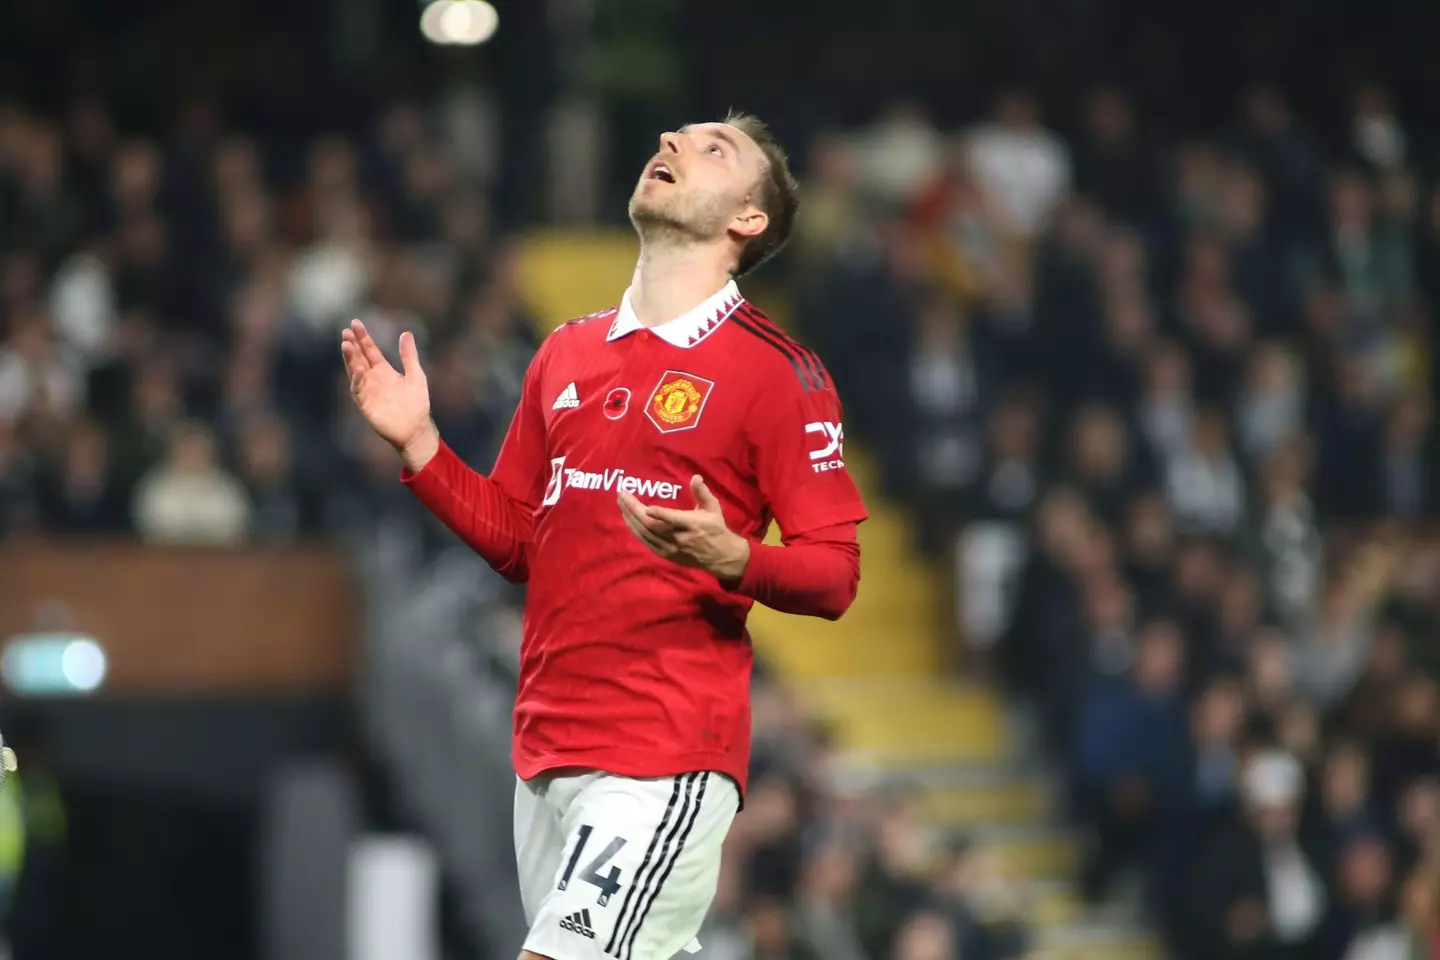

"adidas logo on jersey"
[553,382,580,410]
[559,909,596,939]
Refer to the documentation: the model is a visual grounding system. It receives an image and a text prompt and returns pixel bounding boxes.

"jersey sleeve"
[401,334,554,583]
[732,523,861,619]
[488,337,553,511]
[748,367,869,538]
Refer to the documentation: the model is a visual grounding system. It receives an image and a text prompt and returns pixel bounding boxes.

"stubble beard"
[629,187,730,252]
[630,206,693,249]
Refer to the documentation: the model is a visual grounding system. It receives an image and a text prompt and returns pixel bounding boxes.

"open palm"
[340,320,433,456]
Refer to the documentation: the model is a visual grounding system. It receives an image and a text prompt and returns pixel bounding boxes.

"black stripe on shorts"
[604,774,692,957]
[621,772,710,960]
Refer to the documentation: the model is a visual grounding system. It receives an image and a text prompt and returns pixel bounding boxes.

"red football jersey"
[487,281,867,792]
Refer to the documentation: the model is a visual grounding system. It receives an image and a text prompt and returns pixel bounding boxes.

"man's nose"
[658,132,682,155]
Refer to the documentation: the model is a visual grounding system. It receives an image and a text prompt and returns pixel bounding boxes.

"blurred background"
[1,0,1439,958]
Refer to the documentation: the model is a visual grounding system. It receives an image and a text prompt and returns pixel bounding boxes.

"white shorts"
[514,770,739,960]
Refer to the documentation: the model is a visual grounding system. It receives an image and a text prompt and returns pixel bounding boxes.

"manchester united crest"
[646,370,716,433]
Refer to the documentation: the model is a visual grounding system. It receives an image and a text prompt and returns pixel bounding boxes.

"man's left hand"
[618,475,750,584]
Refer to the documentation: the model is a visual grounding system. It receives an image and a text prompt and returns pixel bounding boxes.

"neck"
[629,240,734,328]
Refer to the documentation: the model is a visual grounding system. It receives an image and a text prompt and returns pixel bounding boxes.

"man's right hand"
[341,320,439,472]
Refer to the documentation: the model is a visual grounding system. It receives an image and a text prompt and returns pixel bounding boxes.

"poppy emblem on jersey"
[603,387,631,420]
[646,371,715,433]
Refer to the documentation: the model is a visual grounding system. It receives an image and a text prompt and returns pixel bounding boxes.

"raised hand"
[340,320,439,471]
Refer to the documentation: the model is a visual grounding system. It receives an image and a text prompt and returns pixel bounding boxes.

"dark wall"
[679,0,1440,136]
[0,542,359,960]
[8,696,352,960]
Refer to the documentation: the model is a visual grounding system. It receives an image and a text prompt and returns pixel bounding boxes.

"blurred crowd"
[698,674,1033,960]
[746,83,1439,960]
[0,98,535,551]
[5,75,1440,960]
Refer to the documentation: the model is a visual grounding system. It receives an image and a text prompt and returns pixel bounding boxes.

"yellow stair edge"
[1034,939,1164,960]
[992,834,1079,880]
[797,680,1009,766]
[1032,886,1086,928]
[917,780,1051,827]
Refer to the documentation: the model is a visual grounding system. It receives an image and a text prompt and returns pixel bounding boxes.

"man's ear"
[730,206,768,242]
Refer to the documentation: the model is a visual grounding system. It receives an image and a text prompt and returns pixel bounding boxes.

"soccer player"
[341,112,867,960]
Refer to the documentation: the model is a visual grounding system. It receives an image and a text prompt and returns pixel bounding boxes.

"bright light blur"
[61,638,108,692]
[419,0,499,46]
[2,633,108,695]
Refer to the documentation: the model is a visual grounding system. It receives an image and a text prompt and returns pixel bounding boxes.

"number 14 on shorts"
[558,824,626,906]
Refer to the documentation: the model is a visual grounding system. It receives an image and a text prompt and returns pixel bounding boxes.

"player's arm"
[400,351,554,584]
[733,520,860,621]
[733,369,867,619]
[341,320,544,583]
[400,434,536,584]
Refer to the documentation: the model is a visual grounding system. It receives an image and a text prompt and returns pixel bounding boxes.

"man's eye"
[709,144,723,156]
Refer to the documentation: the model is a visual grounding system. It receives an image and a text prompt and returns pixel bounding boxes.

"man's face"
[629,122,767,247]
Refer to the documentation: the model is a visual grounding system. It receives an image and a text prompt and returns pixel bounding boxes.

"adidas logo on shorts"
[559,908,596,939]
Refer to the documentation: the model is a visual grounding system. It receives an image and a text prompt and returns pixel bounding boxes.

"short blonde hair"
[725,111,799,277]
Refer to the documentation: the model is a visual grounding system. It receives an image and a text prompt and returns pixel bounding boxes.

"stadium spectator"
[132,420,250,545]
[965,89,1072,239]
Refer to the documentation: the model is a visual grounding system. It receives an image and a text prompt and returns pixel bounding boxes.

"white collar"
[606,280,745,348]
